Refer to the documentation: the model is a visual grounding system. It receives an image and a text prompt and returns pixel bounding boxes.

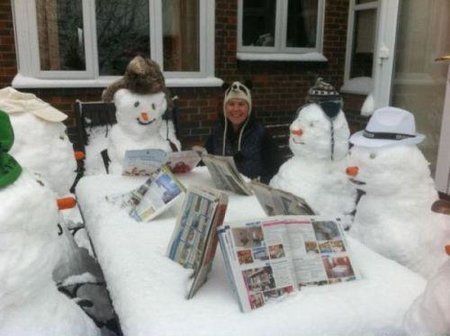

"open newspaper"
[202,154,253,195]
[107,166,185,221]
[167,186,228,298]
[250,181,315,216]
[123,149,201,176]
[218,216,359,312]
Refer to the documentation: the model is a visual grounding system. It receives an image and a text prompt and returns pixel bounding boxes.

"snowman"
[347,107,450,278]
[0,87,78,197]
[106,89,173,174]
[0,111,99,336]
[403,199,450,336]
[270,78,357,220]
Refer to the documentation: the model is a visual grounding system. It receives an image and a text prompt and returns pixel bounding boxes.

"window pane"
[350,9,376,78]
[242,0,276,47]
[286,0,318,48]
[36,0,85,71]
[162,0,200,72]
[96,0,150,76]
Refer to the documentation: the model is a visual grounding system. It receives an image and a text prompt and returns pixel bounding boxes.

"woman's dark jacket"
[205,114,282,184]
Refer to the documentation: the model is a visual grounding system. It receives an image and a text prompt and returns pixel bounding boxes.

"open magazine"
[122,149,201,176]
[218,216,359,312]
[202,154,253,196]
[250,181,315,216]
[107,166,185,222]
[167,186,228,299]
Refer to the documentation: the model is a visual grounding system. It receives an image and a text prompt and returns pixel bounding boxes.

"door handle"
[435,54,450,62]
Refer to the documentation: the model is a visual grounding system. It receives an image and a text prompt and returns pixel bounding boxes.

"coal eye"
[36,179,45,187]
[370,153,376,159]
[134,101,140,108]
[59,135,64,140]
[310,122,314,127]
[152,103,156,110]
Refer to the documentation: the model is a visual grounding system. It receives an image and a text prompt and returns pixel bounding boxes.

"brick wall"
[0,0,354,148]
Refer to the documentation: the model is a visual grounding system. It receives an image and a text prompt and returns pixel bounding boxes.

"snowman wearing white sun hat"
[0,87,78,197]
[270,78,357,221]
[0,111,99,336]
[347,106,450,279]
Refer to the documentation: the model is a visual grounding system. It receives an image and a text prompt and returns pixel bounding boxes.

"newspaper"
[122,149,168,176]
[202,154,253,195]
[250,181,315,216]
[166,150,202,174]
[167,186,228,298]
[122,149,201,176]
[107,166,185,222]
[218,216,360,312]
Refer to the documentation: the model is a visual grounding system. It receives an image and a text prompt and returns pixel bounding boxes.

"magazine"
[167,186,228,299]
[107,166,185,222]
[218,216,360,312]
[202,154,253,196]
[166,150,202,174]
[250,181,315,216]
[122,149,168,176]
[122,149,201,176]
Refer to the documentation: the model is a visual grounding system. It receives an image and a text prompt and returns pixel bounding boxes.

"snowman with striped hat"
[270,78,357,223]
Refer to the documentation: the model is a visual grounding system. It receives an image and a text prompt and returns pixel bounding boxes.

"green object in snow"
[0,110,22,188]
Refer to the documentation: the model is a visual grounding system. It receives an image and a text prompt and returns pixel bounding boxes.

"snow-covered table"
[76,167,426,336]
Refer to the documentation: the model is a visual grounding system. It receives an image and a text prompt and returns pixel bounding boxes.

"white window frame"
[11,0,221,88]
[236,0,327,62]
[341,0,379,95]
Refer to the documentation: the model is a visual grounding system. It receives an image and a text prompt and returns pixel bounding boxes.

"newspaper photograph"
[166,150,202,174]
[122,149,168,176]
[218,216,359,312]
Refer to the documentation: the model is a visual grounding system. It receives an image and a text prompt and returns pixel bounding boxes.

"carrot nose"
[57,197,77,210]
[291,128,303,136]
[445,245,450,256]
[346,166,359,177]
[74,151,85,160]
[141,112,149,121]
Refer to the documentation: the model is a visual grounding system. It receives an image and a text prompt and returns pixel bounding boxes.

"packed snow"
[348,144,450,279]
[76,168,426,336]
[6,108,77,197]
[404,258,450,335]
[270,103,357,220]
[0,170,99,336]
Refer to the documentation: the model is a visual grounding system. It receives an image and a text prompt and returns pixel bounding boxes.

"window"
[341,0,378,94]
[237,0,326,61]
[12,0,219,88]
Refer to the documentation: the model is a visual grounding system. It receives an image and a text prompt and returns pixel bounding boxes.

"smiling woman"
[204,80,282,184]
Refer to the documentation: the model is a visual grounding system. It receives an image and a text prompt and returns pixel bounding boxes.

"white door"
[372,0,450,191]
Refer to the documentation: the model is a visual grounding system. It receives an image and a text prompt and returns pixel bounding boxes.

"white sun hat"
[0,87,67,122]
[350,106,425,148]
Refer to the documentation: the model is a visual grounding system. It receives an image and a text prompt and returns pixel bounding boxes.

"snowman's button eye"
[134,101,140,108]
[36,179,45,187]
[152,103,156,110]
[370,153,376,159]
[59,135,65,140]
[310,122,314,127]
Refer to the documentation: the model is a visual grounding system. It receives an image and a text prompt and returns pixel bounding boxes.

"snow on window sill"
[12,73,224,89]
[236,52,327,62]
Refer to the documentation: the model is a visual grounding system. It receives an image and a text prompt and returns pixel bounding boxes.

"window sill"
[236,52,327,62]
[12,74,224,89]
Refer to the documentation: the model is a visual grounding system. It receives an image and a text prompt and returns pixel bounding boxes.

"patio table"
[76,167,426,336]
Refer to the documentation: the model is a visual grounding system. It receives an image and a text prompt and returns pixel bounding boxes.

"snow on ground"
[76,168,426,336]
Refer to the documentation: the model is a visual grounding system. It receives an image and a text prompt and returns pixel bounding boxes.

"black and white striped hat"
[306,77,341,103]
